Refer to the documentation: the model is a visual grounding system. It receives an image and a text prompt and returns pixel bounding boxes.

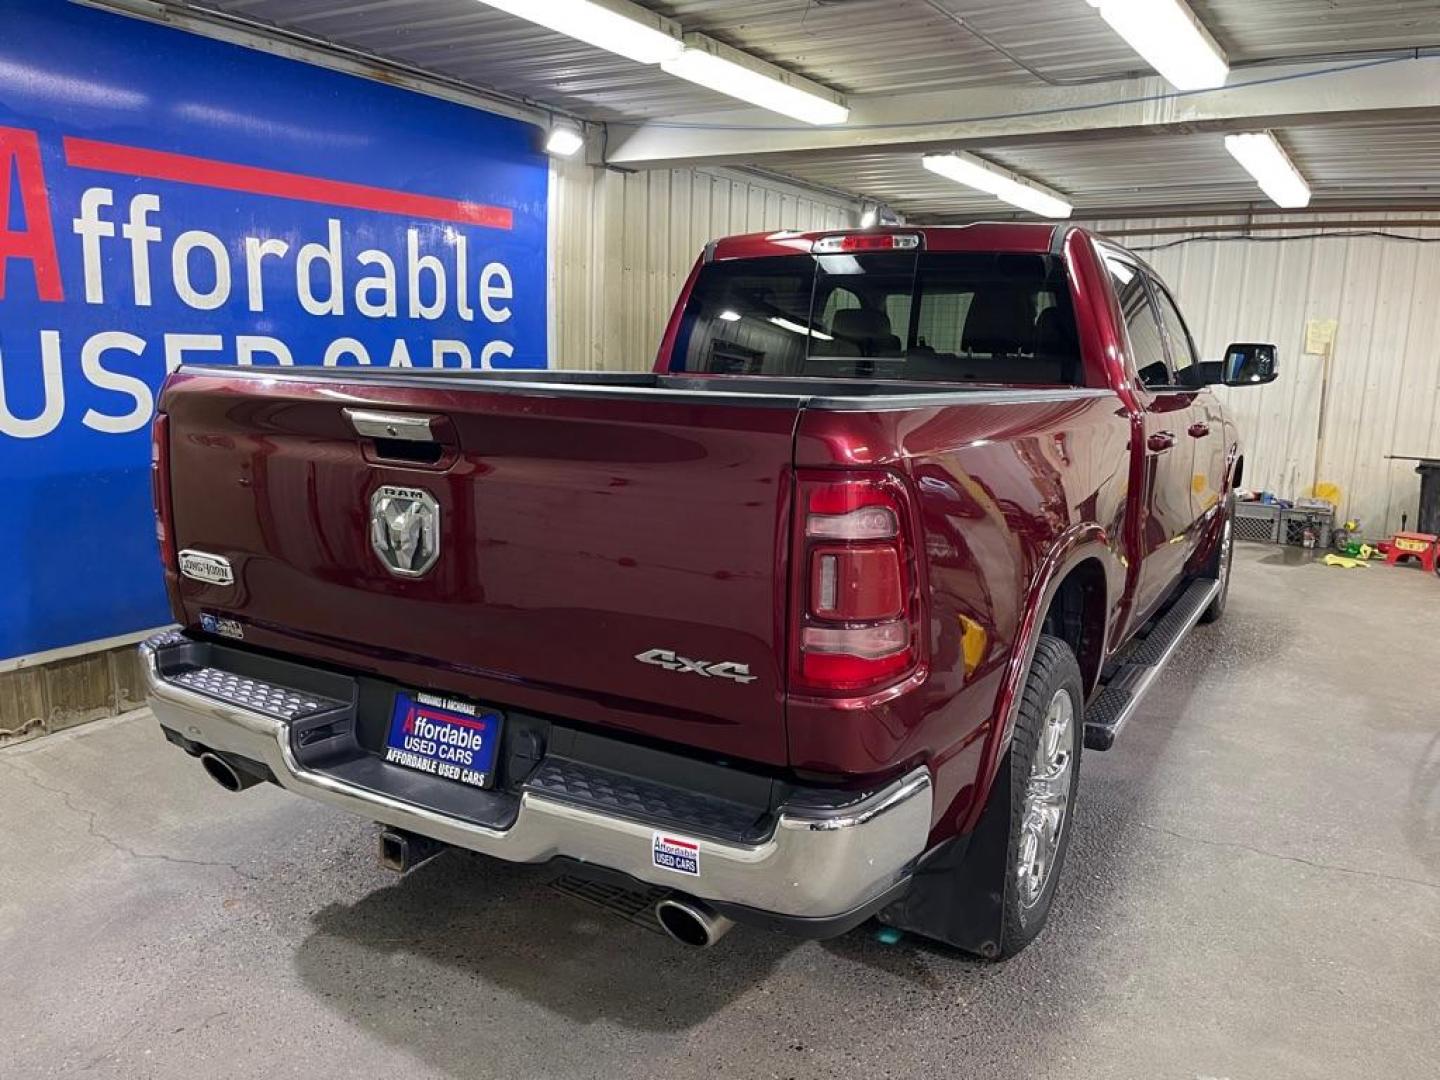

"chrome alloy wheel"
[1015,688,1076,909]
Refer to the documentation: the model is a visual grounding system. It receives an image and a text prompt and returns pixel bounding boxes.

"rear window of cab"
[669,251,1081,385]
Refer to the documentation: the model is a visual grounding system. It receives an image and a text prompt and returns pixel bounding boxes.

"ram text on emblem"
[370,485,440,577]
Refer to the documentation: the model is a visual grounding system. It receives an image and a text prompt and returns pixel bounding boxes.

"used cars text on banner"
[0,0,550,660]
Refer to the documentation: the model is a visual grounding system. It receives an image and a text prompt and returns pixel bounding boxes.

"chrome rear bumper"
[140,637,931,922]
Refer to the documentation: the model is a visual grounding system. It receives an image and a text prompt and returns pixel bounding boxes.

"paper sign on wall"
[1304,318,1338,356]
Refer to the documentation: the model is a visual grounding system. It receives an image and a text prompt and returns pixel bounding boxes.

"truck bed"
[157,364,1118,776]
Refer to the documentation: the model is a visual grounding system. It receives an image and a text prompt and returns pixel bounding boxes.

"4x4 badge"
[635,648,757,684]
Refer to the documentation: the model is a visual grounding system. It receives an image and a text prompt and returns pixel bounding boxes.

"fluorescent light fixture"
[769,316,833,341]
[662,35,850,125]
[544,123,585,157]
[1084,0,1228,91]
[473,0,683,65]
[474,3,848,126]
[1224,131,1312,208]
[718,309,742,322]
[921,152,1073,219]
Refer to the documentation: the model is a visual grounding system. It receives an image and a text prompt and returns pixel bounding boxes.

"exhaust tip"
[655,897,734,948]
[199,752,243,792]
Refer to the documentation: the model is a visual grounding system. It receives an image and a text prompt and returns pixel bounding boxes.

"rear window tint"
[670,251,1081,385]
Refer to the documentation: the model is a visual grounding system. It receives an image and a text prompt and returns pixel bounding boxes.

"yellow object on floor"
[1323,554,1370,569]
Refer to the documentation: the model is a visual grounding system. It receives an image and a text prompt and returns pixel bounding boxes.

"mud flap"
[875,756,1013,957]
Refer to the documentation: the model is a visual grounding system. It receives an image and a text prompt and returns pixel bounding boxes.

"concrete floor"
[2,545,1438,1080]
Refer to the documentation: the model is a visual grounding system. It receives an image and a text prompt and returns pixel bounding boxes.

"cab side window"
[1151,282,1198,384]
[1106,257,1171,390]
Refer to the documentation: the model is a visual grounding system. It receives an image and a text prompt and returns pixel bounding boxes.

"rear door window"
[906,252,1078,385]
[671,249,1082,385]
[817,282,862,331]
[1106,256,1171,390]
[807,252,915,378]
[1150,281,1199,384]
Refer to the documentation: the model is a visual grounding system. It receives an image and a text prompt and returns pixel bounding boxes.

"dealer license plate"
[383,690,502,789]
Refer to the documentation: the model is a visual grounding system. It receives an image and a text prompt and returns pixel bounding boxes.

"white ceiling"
[765,121,1440,219]
[144,0,1440,219]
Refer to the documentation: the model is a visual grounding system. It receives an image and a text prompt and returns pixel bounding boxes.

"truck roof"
[708,222,1068,261]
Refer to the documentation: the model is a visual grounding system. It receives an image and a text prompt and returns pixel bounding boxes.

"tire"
[997,634,1084,958]
[1198,493,1235,624]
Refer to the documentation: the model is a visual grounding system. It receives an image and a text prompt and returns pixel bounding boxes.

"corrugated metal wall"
[1099,213,1440,536]
[549,159,857,371]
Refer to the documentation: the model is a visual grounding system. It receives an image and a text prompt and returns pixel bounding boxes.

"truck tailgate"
[160,370,797,766]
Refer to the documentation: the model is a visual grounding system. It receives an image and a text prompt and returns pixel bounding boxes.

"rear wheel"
[998,634,1084,957]
[1199,494,1235,624]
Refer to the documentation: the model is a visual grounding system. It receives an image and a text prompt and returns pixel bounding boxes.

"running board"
[1083,578,1219,751]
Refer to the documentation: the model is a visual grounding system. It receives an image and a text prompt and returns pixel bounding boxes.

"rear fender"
[957,523,1112,835]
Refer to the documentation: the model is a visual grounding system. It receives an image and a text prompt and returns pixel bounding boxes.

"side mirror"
[1185,344,1280,387]
[1220,342,1279,386]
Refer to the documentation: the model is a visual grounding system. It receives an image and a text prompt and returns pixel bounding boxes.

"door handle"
[344,407,456,469]
[1147,431,1176,453]
[1187,421,1211,438]
[344,408,447,444]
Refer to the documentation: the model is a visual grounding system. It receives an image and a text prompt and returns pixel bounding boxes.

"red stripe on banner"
[416,706,487,731]
[662,837,698,850]
[62,136,514,231]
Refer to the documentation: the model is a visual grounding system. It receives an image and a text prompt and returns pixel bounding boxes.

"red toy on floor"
[1384,532,1439,574]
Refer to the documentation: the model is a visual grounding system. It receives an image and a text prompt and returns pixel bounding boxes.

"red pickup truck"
[142,223,1277,958]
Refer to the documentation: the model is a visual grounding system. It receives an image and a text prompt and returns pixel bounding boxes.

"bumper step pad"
[1083,577,1219,751]
[526,757,770,843]
[167,667,342,722]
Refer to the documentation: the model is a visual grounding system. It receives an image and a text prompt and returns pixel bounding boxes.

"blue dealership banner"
[0,0,550,659]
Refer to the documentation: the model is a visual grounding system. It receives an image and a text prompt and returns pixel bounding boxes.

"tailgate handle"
[344,409,444,444]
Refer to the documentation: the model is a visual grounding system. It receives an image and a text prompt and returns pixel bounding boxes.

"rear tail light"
[151,412,176,571]
[791,473,924,696]
[810,547,903,620]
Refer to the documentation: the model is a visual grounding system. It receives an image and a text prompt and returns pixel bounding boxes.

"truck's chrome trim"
[787,772,933,832]
[343,408,438,442]
[140,640,932,920]
[176,363,1115,413]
